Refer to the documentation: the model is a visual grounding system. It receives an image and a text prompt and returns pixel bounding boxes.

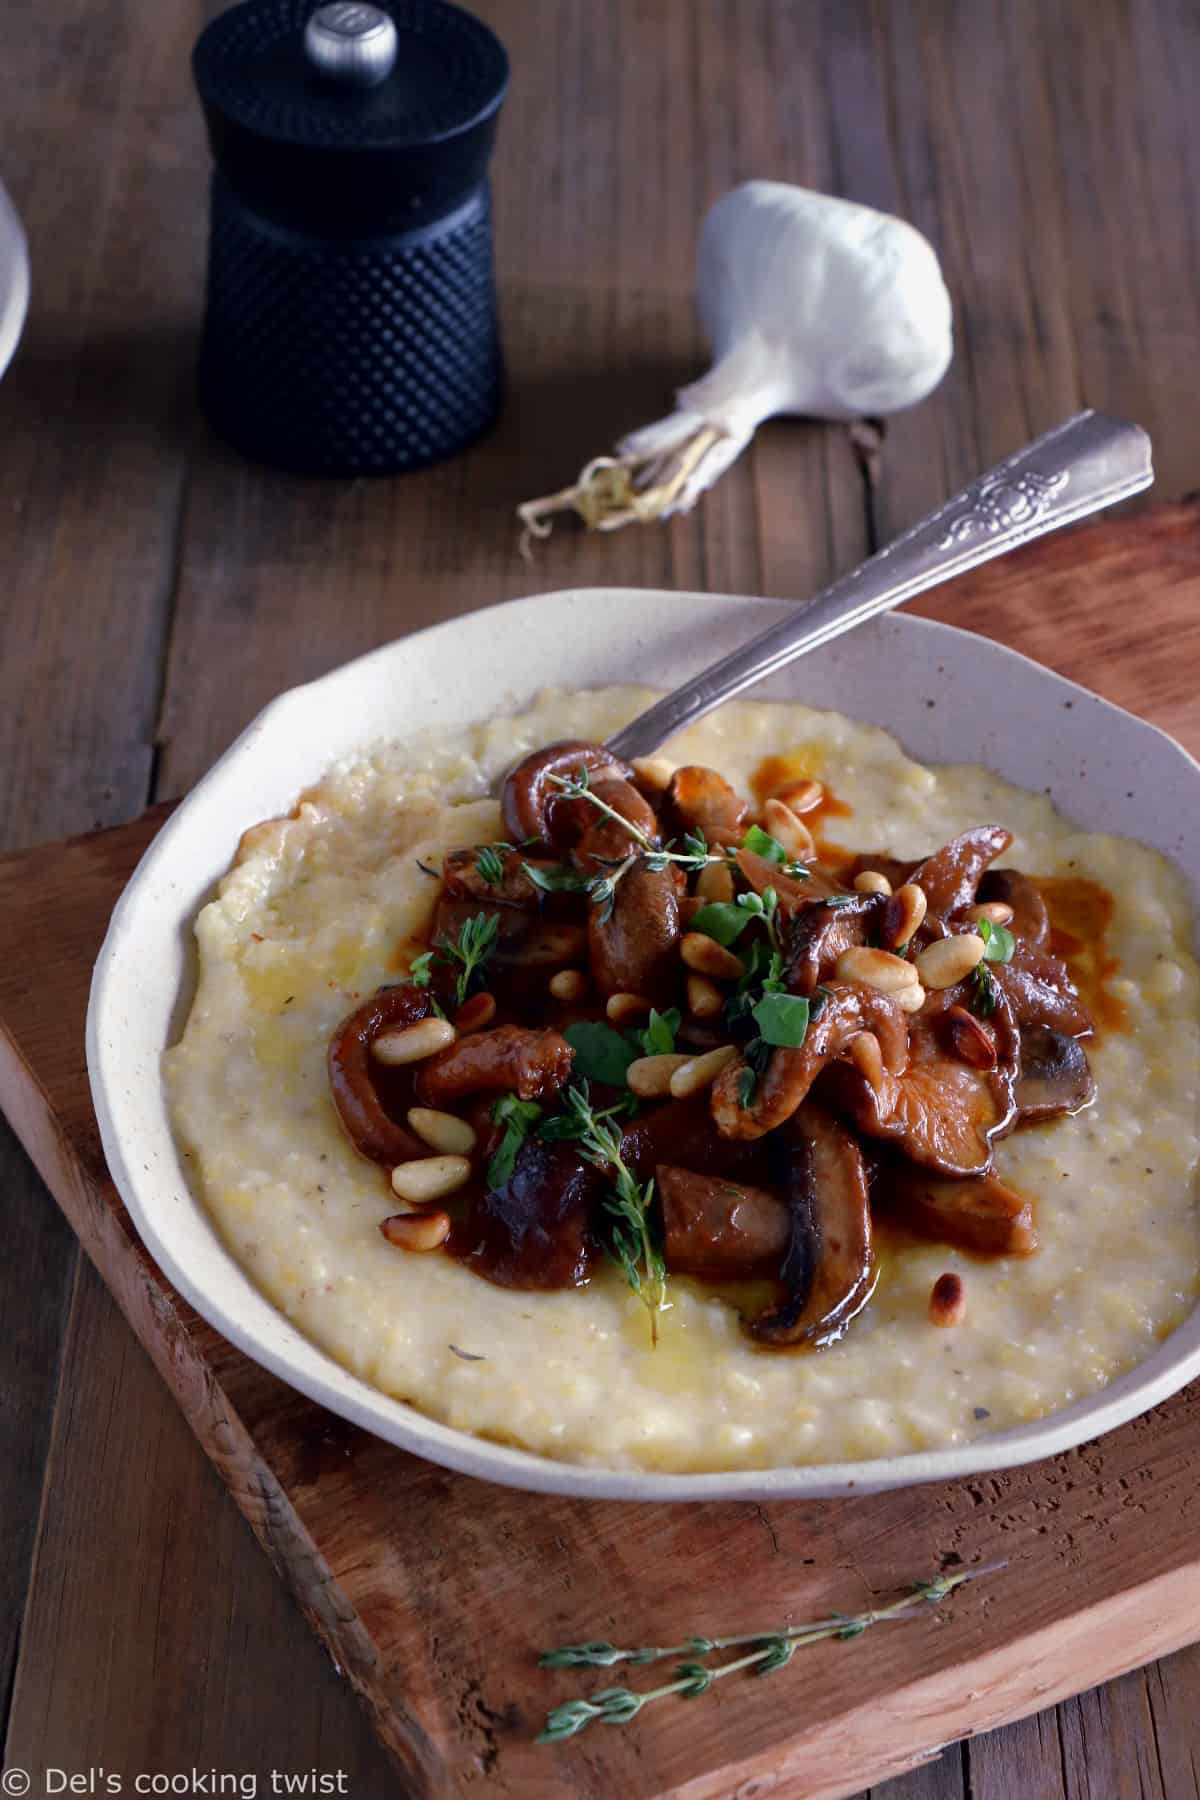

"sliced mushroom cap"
[711,983,908,1140]
[750,1104,875,1347]
[501,741,636,847]
[910,825,1013,923]
[977,867,1050,949]
[588,862,684,1004]
[784,892,885,995]
[664,765,750,845]
[993,947,1093,1037]
[328,984,433,1165]
[658,1166,791,1278]
[1014,1023,1095,1122]
[571,776,660,874]
[875,1164,1038,1256]
[414,1025,574,1107]
[827,987,1019,1177]
[451,1139,600,1288]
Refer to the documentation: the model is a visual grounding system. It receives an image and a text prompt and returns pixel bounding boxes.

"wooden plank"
[2,508,1200,1797]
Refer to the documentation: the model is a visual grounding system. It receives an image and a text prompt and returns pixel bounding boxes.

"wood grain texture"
[3,512,1200,1798]
[3,1,1200,1795]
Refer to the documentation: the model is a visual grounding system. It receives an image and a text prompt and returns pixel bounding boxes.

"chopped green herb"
[977,917,1016,964]
[736,1037,772,1108]
[564,1020,638,1087]
[475,843,512,887]
[487,1094,545,1188]
[971,962,998,1017]
[742,823,788,865]
[691,901,753,947]
[751,991,811,1049]
[443,911,501,1005]
[408,950,434,988]
[638,1007,681,1057]
[522,861,592,895]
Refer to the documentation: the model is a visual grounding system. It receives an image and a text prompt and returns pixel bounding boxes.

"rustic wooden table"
[3,3,1200,1796]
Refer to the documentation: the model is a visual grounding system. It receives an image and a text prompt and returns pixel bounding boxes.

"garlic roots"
[519,182,953,548]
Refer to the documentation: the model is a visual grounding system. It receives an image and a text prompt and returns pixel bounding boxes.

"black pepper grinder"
[192,0,509,476]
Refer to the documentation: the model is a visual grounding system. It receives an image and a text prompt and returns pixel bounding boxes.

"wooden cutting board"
[2,504,1200,1800]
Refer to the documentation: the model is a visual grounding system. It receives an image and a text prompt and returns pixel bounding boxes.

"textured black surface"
[198,178,502,475]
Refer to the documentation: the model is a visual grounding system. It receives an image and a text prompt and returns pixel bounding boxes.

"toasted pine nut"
[848,1031,885,1096]
[669,1043,739,1099]
[406,1107,477,1156]
[966,900,1015,927]
[881,882,928,950]
[916,933,986,989]
[606,991,652,1024]
[894,982,927,1014]
[632,755,675,796]
[835,945,920,994]
[762,797,816,861]
[627,1053,691,1098]
[456,991,496,1034]
[853,869,893,896]
[390,1155,471,1205]
[686,973,725,1020]
[549,968,586,1003]
[381,1210,452,1252]
[372,1017,457,1064]
[929,1271,966,1328]
[681,933,744,981]
[695,859,735,903]
[776,778,823,815]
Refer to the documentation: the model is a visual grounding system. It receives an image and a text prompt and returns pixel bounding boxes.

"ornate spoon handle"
[605,410,1152,764]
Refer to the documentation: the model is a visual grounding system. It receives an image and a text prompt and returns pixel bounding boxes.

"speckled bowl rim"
[87,589,1200,1500]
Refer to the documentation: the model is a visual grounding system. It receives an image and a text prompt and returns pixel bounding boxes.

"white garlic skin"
[686,181,953,432]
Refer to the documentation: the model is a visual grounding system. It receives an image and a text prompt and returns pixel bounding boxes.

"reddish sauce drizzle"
[1036,875,1126,1034]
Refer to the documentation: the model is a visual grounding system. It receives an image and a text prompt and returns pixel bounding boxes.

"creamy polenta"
[163,688,1200,1471]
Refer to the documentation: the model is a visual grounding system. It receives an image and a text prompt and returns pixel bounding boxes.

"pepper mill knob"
[304,3,399,88]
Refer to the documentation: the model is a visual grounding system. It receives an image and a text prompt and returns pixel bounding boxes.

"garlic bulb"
[519,182,952,545]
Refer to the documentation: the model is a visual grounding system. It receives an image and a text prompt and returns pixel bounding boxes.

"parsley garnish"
[564,1020,639,1086]
[971,917,1014,1017]
[750,991,811,1048]
[638,1007,681,1057]
[487,1094,544,1188]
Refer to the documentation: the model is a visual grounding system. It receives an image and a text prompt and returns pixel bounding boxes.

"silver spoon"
[604,410,1152,764]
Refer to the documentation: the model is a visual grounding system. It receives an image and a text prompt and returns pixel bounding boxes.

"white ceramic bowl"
[87,590,1200,1500]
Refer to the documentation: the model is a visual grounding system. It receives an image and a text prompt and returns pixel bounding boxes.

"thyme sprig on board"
[536,1562,1007,1742]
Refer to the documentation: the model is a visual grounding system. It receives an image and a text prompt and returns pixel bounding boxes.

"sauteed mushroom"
[877,1164,1038,1257]
[909,824,1012,924]
[1014,1023,1096,1122]
[328,984,434,1165]
[664,764,750,845]
[502,740,635,845]
[415,1025,574,1106]
[454,1138,601,1288]
[658,1166,791,1278]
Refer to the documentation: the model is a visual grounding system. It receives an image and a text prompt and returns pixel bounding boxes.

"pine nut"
[762,797,816,861]
[881,883,928,950]
[627,1053,691,1098]
[407,1107,477,1156]
[848,1031,885,1096]
[929,1271,966,1328]
[681,933,744,980]
[894,982,927,1014]
[776,778,823,815]
[966,900,1015,927]
[606,991,652,1023]
[549,968,586,1003]
[916,933,986,989]
[456,991,496,1033]
[390,1155,471,1205]
[632,755,675,797]
[371,1017,457,1064]
[686,973,725,1019]
[835,945,920,994]
[854,869,893,896]
[381,1210,452,1252]
[669,1043,739,1098]
[695,859,735,903]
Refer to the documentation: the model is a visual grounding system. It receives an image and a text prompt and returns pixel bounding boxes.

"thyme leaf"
[487,1094,544,1188]
[554,1082,666,1343]
[475,843,513,887]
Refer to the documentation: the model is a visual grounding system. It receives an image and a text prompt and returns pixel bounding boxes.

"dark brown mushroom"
[501,741,636,846]
[622,1093,772,1187]
[875,1164,1038,1257]
[993,946,1093,1037]
[784,892,885,995]
[328,984,433,1166]
[827,987,1020,1177]
[664,765,749,846]
[749,1104,875,1347]
[658,1166,791,1278]
[570,776,659,874]
[588,863,684,1004]
[711,982,908,1141]
[443,847,552,908]
[735,848,844,908]
[1014,1023,1095,1122]
[414,1025,574,1107]
[910,825,1013,923]
[450,1139,601,1288]
[977,867,1050,948]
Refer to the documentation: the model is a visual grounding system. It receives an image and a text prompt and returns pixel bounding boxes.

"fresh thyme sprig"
[970,916,1016,1018]
[550,1081,666,1344]
[536,1563,1007,1742]
[410,910,501,1006]
[475,843,512,887]
[538,768,728,922]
